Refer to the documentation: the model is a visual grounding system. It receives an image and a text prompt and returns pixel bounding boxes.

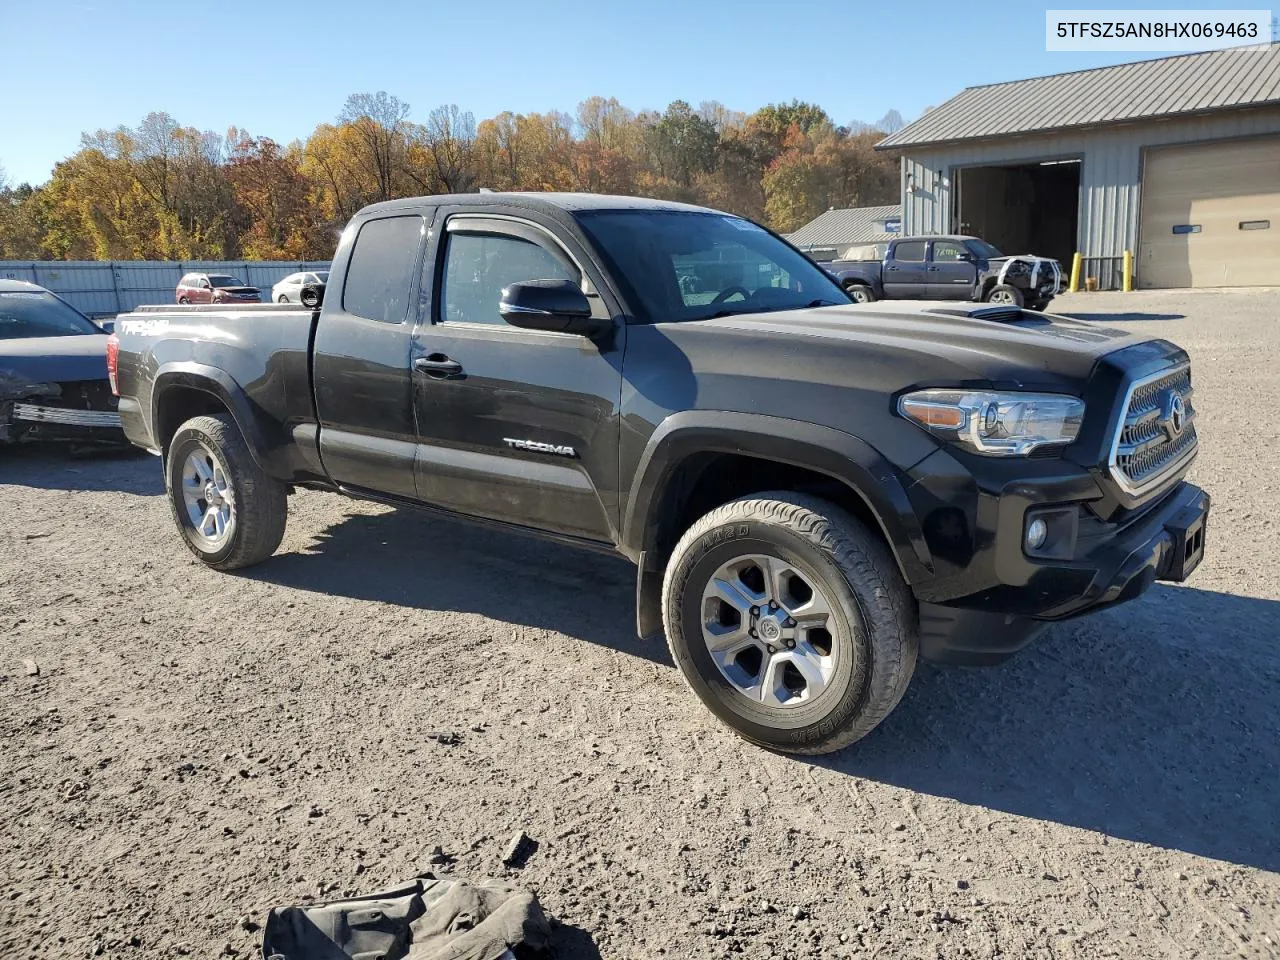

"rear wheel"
[984,284,1024,306]
[165,413,287,570]
[662,492,917,754]
[178,296,190,305]
[844,283,877,304]
[277,294,289,303]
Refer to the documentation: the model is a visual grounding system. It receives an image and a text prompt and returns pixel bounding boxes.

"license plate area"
[1163,505,1207,581]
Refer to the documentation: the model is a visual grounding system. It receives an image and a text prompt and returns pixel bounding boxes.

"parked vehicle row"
[110,192,1207,756]
[824,235,1063,310]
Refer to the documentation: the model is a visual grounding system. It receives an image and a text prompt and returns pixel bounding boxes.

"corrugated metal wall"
[0,261,332,316]
[900,106,1280,259]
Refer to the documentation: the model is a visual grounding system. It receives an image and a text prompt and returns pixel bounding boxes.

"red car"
[175,273,261,305]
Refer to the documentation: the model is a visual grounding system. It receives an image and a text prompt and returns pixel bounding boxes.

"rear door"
[410,209,624,543]
[883,240,928,297]
[926,239,978,299]
[312,211,430,499]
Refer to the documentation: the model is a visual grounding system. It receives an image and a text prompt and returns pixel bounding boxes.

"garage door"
[1138,135,1280,288]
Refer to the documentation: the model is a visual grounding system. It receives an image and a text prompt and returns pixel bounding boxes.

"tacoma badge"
[503,438,577,457]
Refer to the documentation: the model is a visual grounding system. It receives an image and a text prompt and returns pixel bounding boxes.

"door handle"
[414,354,463,379]
[886,266,900,271]
[927,266,940,272]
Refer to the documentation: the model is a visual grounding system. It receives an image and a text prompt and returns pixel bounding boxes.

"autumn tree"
[5,93,913,260]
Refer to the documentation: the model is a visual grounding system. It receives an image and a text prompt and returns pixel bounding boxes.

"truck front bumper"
[917,481,1210,664]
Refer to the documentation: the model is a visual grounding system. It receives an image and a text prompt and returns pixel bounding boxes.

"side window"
[931,241,968,262]
[440,231,577,326]
[342,216,424,323]
[893,241,927,262]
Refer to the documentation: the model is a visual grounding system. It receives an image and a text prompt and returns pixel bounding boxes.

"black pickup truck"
[110,193,1208,755]
[826,235,1063,309]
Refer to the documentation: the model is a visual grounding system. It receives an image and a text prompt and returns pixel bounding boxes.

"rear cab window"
[342,216,426,323]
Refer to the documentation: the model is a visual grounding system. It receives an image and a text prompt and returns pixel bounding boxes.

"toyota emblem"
[1164,392,1186,439]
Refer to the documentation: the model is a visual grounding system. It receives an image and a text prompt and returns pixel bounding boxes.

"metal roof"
[879,43,1280,149]
[785,204,902,247]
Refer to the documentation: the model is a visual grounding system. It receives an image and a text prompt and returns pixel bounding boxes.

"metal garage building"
[877,43,1280,288]
[785,204,902,260]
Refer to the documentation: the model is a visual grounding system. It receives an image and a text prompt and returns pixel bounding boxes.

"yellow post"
[1122,250,1133,292]
[1069,252,1082,293]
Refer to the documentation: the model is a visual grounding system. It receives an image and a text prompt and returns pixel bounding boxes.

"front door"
[926,239,978,299]
[313,211,429,499]
[411,209,624,544]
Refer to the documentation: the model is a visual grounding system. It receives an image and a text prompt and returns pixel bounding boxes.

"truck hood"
[700,302,1146,388]
[0,335,111,395]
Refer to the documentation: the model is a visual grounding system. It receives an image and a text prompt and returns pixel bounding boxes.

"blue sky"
[0,0,1270,185]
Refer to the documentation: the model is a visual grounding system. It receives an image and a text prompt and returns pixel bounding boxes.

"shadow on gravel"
[816,584,1280,872]
[1063,312,1185,323]
[551,923,605,959]
[0,446,160,494]
[244,508,666,665]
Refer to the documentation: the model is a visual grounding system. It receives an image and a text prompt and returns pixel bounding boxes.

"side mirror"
[500,279,606,337]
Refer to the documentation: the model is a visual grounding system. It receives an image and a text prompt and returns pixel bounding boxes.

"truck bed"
[113,303,322,479]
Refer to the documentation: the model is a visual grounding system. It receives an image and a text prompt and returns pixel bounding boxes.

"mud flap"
[635,550,665,640]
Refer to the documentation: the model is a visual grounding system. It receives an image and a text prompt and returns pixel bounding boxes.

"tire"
[277,295,289,303]
[178,296,190,305]
[662,492,917,755]
[165,413,287,571]
[983,283,1024,307]
[844,282,877,304]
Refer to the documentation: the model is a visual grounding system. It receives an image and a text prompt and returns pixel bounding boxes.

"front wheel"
[844,283,877,304]
[984,283,1024,306]
[165,413,287,570]
[662,493,917,754]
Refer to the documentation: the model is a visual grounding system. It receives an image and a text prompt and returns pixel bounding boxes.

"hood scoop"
[927,305,1027,324]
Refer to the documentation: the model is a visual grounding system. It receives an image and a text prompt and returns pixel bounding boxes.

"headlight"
[898,389,1084,456]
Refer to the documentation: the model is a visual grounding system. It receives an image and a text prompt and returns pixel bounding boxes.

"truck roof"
[0,279,47,293]
[357,191,724,217]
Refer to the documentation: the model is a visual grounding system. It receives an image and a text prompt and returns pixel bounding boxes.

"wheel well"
[652,453,889,563]
[155,385,230,454]
[842,278,868,288]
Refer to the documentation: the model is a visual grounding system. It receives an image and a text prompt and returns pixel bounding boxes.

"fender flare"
[151,362,276,475]
[620,410,934,585]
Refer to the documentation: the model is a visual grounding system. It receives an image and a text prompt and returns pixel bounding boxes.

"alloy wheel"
[700,553,839,708]
[180,442,236,548]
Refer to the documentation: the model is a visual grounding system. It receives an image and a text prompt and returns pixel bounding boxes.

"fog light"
[1026,518,1049,551]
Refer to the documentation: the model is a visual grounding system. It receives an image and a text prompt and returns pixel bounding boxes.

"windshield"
[0,290,102,340]
[576,211,848,322]
[208,275,244,288]
[966,239,1004,259]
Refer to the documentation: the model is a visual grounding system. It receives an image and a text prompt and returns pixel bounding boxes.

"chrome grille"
[1109,364,1197,497]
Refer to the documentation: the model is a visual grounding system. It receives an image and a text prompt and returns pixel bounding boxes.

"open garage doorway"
[953,159,1080,268]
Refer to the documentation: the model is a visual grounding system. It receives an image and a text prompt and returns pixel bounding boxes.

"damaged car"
[824,236,1063,309]
[0,280,124,448]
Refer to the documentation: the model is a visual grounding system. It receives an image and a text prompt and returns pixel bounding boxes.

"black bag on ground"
[261,874,551,960]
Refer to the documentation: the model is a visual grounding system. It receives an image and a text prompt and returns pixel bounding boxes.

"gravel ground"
[2,288,1278,960]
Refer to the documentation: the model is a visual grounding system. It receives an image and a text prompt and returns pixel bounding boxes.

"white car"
[271,271,329,304]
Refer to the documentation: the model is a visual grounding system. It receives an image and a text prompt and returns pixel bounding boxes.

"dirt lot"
[2,288,1278,959]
